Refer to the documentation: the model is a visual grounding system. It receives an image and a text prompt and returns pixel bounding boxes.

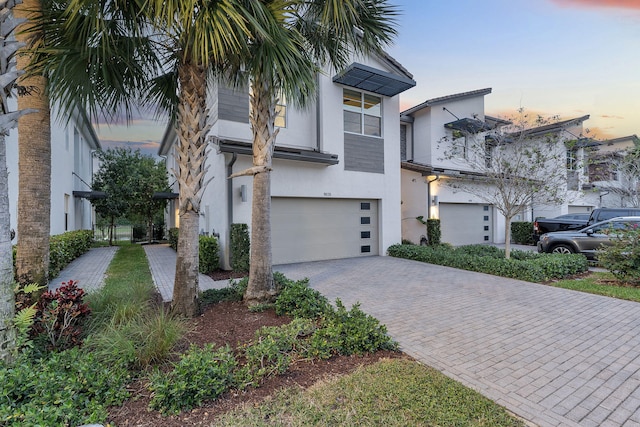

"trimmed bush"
[230,223,250,272]
[598,224,640,285]
[200,278,248,305]
[427,219,441,246]
[387,243,588,282]
[168,227,179,250]
[275,276,331,319]
[199,235,220,274]
[511,221,534,245]
[48,230,94,280]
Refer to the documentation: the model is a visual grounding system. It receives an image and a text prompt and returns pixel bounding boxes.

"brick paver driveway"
[275,256,640,427]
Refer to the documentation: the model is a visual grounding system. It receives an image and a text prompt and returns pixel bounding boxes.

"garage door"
[439,203,493,246]
[271,198,378,264]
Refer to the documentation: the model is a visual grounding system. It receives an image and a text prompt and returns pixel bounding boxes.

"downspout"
[226,152,238,269]
[315,72,321,151]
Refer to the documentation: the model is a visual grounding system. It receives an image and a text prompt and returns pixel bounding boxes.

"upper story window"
[484,139,494,168]
[275,94,286,128]
[449,130,468,159]
[566,149,578,170]
[343,89,381,137]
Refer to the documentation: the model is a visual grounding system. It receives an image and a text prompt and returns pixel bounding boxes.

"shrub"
[598,224,640,285]
[200,278,247,305]
[308,299,398,359]
[168,227,179,250]
[387,243,587,282]
[427,219,441,246]
[511,221,534,245]
[48,230,94,280]
[148,344,237,414]
[199,235,220,274]
[230,223,250,272]
[30,280,91,352]
[275,276,331,319]
[0,348,129,426]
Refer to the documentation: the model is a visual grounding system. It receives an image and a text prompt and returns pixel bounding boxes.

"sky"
[96,0,640,155]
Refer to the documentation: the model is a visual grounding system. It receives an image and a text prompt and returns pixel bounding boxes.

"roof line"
[401,88,492,116]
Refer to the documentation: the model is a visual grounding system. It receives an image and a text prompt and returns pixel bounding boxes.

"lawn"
[548,271,640,302]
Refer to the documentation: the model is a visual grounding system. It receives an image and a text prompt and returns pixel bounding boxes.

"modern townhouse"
[160,53,415,268]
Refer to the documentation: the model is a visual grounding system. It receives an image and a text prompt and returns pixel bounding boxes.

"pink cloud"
[600,114,625,120]
[551,0,640,10]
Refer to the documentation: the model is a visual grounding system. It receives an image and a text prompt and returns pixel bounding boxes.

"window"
[449,130,468,159]
[275,94,286,128]
[343,89,381,136]
[566,149,578,170]
[484,140,494,168]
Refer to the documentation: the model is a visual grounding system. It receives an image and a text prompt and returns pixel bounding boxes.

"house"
[7,105,101,239]
[400,87,594,246]
[585,135,640,208]
[159,53,415,268]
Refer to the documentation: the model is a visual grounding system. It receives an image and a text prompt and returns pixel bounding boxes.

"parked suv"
[537,216,640,259]
[587,208,640,225]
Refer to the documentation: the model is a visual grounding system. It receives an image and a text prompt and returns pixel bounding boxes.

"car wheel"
[551,244,574,255]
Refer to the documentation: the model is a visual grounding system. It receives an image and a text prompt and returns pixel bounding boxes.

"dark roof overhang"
[218,140,339,165]
[73,190,107,200]
[401,160,486,178]
[333,62,416,97]
[152,192,179,199]
[444,118,493,134]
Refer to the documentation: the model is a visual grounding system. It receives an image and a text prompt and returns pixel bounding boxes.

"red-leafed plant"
[31,280,92,351]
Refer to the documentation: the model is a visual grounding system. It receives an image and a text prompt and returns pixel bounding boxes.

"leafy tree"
[440,109,580,258]
[0,0,36,364]
[590,144,640,208]
[227,0,400,306]
[92,148,167,245]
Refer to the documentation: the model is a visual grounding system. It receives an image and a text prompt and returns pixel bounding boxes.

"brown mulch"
[107,297,403,427]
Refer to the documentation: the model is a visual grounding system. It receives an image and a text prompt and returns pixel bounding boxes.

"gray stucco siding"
[218,86,249,123]
[344,133,384,173]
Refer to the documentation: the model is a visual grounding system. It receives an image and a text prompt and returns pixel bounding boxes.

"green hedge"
[426,219,441,246]
[511,222,534,245]
[199,235,220,274]
[168,228,179,251]
[230,223,250,272]
[387,244,588,283]
[48,230,94,280]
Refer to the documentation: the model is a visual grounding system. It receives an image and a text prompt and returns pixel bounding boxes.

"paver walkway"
[275,257,640,427]
[49,246,118,292]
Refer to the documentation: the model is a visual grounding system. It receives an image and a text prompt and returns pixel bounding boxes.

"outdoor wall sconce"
[240,184,247,202]
[431,195,439,205]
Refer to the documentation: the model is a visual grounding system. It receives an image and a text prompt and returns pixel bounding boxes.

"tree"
[227,0,400,306]
[13,0,51,287]
[92,147,168,245]
[29,0,261,317]
[0,0,36,363]
[440,110,575,258]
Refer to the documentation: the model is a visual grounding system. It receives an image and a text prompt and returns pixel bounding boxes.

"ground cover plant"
[388,243,588,282]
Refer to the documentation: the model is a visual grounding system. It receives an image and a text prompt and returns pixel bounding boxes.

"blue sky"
[96,0,640,155]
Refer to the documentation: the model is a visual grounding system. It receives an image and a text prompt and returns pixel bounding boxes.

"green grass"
[215,358,524,427]
[549,271,640,302]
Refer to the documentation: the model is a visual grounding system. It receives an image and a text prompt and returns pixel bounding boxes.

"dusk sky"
[96,0,640,154]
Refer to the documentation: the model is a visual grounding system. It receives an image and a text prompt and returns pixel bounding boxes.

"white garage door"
[439,203,493,246]
[271,198,378,264]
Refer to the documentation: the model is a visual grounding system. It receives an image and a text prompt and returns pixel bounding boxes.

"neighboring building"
[160,53,415,268]
[7,105,101,239]
[586,135,640,208]
[400,87,594,246]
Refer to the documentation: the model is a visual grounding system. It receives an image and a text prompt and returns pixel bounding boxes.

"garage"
[271,197,378,264]
[439,203,493,246]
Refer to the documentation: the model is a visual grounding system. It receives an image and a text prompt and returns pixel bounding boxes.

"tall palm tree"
[29,0,265,316]
[0,0,36,363]
[14,0,51,287]
[227,0,399,305]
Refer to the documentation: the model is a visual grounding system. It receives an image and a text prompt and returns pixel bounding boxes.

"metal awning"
[333,63,416,97]
[72,190,107,199]
[444,118,493,134]
[218,140,339,165]
[152,192,179,199]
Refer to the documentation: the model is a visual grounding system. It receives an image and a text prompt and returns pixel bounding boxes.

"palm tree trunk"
[14,0,51,287]
[0,132,16,363]
[244,77,276,306]
[171,60,211,317]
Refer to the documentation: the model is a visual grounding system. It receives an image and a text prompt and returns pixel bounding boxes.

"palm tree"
[29,0,264,317]
[14,0,51,287]
[0,0,36,363]
[227,0,399,305]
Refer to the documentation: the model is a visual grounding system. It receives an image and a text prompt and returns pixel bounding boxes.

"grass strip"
[215,358,524,427]
[549,272,640,302]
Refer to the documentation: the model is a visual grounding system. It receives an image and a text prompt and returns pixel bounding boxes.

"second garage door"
[271,197,378,264]
[439,203,493,246]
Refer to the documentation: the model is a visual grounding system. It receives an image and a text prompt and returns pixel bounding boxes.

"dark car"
[537,216,640,259]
